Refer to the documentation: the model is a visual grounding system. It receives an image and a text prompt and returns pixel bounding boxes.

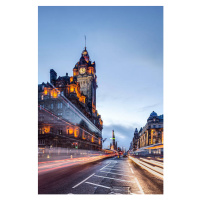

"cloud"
[136,103,160,112]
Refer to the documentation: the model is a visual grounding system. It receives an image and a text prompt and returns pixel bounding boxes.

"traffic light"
[72,142,78,149]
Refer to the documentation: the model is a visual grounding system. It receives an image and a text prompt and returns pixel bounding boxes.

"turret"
[50,69,57,84]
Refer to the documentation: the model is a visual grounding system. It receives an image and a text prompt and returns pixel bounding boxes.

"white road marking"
[135,177,144,194]
[102,167,129,172]
[100,170,134,177]
[100,162,111,171]
[130,168,134,174]
[85,182,111,189]
[94,175,135,183]
[72,173,95,188]
[108,166,130,169]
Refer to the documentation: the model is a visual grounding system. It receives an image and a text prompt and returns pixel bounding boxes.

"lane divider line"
[101,167,129,172]
[94,175,135,183]
[100,162,111,171]
[135,177,144,194]
[85,182,111,189]
[100,171,134,177]
[72,173,95,188]
[130,168,134,174]
[108,166,130,169]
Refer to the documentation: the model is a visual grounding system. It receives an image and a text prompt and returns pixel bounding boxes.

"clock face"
[79,67,86,74]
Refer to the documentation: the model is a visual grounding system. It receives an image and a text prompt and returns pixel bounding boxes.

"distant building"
[38,47,103,150]
[132,128,139,151]
[122,147,126,154]
[129,141,133,150]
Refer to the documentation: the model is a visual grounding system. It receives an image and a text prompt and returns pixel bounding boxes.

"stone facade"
[38,47,103,151]
[131,111,163,151]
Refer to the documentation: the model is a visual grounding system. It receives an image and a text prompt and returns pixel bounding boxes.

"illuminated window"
[51,103,53,109]
[41,95,43,100]
[74,129,79,138]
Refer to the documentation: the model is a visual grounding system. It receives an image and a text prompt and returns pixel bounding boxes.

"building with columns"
[131,111,163,152]
[38,46,103,150]
[138,111,163,149]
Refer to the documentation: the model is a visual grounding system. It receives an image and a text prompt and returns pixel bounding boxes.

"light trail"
[38,154,114,174]
[139,158,163,168]
[38,105,101,140]
[129,156,163,180]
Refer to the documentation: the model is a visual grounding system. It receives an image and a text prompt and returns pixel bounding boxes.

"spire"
[84,35,86,50]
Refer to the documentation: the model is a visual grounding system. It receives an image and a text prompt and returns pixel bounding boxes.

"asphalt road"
[38,156,163,194]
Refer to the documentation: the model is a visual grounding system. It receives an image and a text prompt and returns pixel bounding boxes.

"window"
[57,129,62,135]
[51,103,53,109]
[50,127,54,133]
[58,102,63,109]
[39,104,44,110]
[41,95,44,100]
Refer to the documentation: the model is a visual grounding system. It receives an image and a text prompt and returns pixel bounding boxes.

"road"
[38,156,163,194]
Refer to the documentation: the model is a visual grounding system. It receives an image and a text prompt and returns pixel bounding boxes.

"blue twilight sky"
[38,6,163,150]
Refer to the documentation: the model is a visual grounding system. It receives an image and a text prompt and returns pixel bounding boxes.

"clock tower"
[73,47,97,114]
